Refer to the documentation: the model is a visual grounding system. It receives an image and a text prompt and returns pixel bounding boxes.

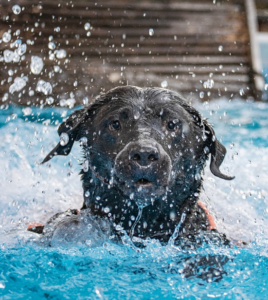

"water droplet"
[3,50,14,63]
[12,5,21,15]
[194,193,199,197]
[212,135,216,142]
[84,190,90,197]
[55,49,66,59]
[60,132,69,146]
[83,160,89,172]
[36,79,52,95]
[204,146,210,154]
[22,107,32,116]
[149,28,154,36]
[199,91,204,99]
[66,98,76,108]
[30,56,43,74]
[84,22,91,30]
[239,88,245,95]
[264,84,268,91]
[161,80,168,88]
[86,32,91,37]
[134,110,140,120]
[115,224,123,231]
[2,93,8,102]
[54,65,60,72]
[46,96,54,105]
[11,39,21,48]
[13,50,20,62]
[17,43,27,56]
[218,45,223,51]
[86,239,92,246]
[202,133,207,141]
[80,137,88,146]
[83,97,89,105]
[203,79,214,89]
[9,77,27,93]
[104,207,110,213]
[2,32,11,43]
[48,42,56,50]
[129,193,134,200]
[195,173,201,181]
[96,196,101,201]
[54,27,60,32]
[169,212,176,221]
[49,53,55,60]
[168,212,186,245]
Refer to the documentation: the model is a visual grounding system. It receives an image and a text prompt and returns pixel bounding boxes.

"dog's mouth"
[135,178,153,188]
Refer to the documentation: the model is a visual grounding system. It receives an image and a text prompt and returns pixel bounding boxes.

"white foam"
[0,99,267,244]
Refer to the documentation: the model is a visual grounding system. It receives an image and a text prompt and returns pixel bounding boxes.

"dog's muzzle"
[114,139,172,204]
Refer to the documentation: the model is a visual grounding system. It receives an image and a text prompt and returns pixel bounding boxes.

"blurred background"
[0,0,268,107]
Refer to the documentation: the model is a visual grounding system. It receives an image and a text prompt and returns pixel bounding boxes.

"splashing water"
[2,32,11,43]
[3,50,14,63]
[59,132,69,146]
[129,205,143,239]
[36,80,52,95]
[9,77,28,94]
[84,23,91,31]
[30,56,44,75]
[12,5,21,15]
[55,49,67,59]
[149,28,154,36]
[168,212,186,246]
[0,100,268,298]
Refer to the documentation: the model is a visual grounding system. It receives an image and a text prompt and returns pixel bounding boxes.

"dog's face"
[42,86,234,208]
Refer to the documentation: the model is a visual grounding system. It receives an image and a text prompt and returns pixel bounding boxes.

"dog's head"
[42,86,234,207]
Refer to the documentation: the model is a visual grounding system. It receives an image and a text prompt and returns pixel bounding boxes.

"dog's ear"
[176,99,234,181]
[41,108,88,164]
[204,121,235,180]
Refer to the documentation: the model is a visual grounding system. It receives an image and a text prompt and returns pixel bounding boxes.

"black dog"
[36,86,234,245]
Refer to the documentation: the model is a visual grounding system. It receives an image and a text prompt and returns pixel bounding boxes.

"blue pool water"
[0,100,268,299]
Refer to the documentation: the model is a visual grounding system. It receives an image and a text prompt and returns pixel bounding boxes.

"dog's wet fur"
[41,86,234,245]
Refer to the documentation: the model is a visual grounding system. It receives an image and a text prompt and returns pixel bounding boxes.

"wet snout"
[129,144,159,167]
[114,139,172,196]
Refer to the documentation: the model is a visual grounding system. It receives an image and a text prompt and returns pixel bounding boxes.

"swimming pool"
[0,99,267,299]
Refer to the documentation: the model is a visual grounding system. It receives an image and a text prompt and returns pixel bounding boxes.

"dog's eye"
[109,120,121,131]
[167,120,179,131]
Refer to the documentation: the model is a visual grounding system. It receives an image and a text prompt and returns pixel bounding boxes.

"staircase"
[0,0,263,105]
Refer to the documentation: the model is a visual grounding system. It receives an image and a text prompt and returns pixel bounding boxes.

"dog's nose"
[129,146,159,167]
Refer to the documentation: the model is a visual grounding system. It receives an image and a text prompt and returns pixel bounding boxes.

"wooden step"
[0,0,256,105]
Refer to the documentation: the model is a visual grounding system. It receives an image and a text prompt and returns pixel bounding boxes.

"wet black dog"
[39,86,234,245]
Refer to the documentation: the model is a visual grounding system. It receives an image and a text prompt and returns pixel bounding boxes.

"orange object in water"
[198,201,216,230]
[27,222,44,230]
[27,222,44,234]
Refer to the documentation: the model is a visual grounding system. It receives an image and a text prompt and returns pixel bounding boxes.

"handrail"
[245,0,265,98]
